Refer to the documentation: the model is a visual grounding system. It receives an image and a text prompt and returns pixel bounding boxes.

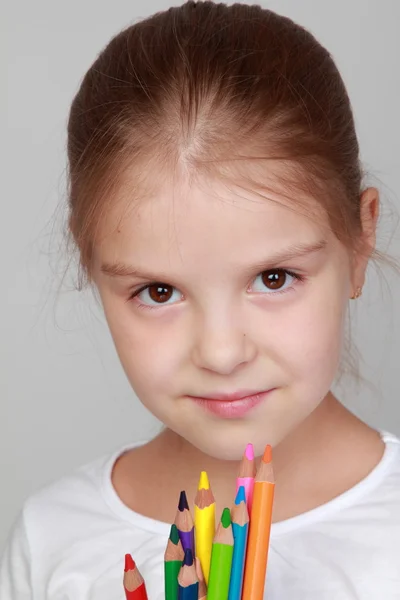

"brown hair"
[67,1,365,284]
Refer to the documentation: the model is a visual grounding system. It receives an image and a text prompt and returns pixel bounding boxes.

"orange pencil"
[241,444,275,600]
[123,554,149,600]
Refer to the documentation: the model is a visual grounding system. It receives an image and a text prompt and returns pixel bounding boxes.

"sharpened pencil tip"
[235,485,246,505]
[178,490,189,511]
[245,443,254,461]
[263,444,273,463]
[124,553,135,572]
[195,557,204,581]
[183,548,194,566]
[198,471,210,490]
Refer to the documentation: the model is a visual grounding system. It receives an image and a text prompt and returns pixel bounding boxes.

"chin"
[176,420,281,461]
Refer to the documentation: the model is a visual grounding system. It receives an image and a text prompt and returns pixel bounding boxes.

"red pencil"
[123,554,149,600]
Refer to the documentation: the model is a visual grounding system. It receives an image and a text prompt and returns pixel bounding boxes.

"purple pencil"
[174,491,195,556]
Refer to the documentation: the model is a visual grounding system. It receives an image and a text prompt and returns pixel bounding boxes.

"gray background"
[2,0,400,551]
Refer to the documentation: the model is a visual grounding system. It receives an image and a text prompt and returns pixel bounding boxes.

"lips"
[188,390,272,419]
[195,390,266,402]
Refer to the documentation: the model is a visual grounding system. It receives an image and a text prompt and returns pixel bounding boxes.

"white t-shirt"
[1,431,400,600]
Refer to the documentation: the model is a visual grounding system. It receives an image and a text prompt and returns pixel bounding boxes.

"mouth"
[187,389,273,419]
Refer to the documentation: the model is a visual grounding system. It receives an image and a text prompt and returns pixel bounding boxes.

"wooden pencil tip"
[178,490,189,511]
[124,553,135,572]
[198,470,210,490]
[195,557,204,581]
[183,548,194,566]
[263,444,273,463]
[245,443,254,461]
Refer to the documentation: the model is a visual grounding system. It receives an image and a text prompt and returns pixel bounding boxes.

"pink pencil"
[236,444,256,513]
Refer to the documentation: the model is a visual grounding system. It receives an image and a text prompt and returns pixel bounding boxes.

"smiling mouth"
[187,390,273,419]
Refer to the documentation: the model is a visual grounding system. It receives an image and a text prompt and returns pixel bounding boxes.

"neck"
[116,391,383,523]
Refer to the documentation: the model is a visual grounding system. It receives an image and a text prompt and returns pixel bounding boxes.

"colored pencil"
[236,443,256,512]
[228,486,249,600]
[178,549,199,600]
[242,444,275,600]
[165,523,185,600]
[195,557,207,600]
[207,508,234,600]
[123,554,148,600]
[174,491,195,555]
[194,470,215,583]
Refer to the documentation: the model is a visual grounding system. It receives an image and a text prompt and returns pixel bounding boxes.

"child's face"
[94,172,354,460]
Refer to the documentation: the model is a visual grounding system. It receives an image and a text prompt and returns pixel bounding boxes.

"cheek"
[256,280,348,387]
[285,290,347,387]
[102,299,185,396]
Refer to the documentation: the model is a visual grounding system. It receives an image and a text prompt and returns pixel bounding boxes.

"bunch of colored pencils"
[123,443,275,600]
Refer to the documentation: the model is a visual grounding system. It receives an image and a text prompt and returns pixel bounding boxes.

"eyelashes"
[128,268,306,310]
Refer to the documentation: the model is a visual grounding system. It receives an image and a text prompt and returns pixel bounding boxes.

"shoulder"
[353,430,400,523]
[376,431,400,497]
[379,431,400,481]
[0,450,118,596]
[23,450,115,522]
[1,444,167,599]
[16,443,142,557]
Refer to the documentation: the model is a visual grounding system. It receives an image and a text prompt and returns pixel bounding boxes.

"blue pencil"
[228,486,249,600]
[178,584,198,600]
[178,549,199,600]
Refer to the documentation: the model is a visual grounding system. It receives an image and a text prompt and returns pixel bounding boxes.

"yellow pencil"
[194,471,215,584]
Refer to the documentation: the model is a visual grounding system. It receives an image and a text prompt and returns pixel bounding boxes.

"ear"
[351,187,379,295]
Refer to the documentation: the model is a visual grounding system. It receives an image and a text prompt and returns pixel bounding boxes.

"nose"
[191,313,257,375]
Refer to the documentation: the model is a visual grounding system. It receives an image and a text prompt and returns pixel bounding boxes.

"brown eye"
[261,269,287,290]
[133,282,182,307]
[147,284,174,303]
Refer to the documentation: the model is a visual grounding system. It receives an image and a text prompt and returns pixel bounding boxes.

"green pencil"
[207,508,234,600]
[165,524,185,600]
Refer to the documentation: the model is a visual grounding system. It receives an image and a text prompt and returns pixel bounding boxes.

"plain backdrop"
[2,0,400,551]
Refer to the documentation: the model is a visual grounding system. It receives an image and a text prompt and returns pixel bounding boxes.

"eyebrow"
[246,239,327,272]
[100,240,327,279]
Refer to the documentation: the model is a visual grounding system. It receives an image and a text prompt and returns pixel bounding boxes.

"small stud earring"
[351,287,362,300]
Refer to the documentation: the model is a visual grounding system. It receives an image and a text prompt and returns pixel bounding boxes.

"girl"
[1,1,399,598]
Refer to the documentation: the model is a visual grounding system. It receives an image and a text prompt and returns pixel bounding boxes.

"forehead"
[95,168,331,262]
